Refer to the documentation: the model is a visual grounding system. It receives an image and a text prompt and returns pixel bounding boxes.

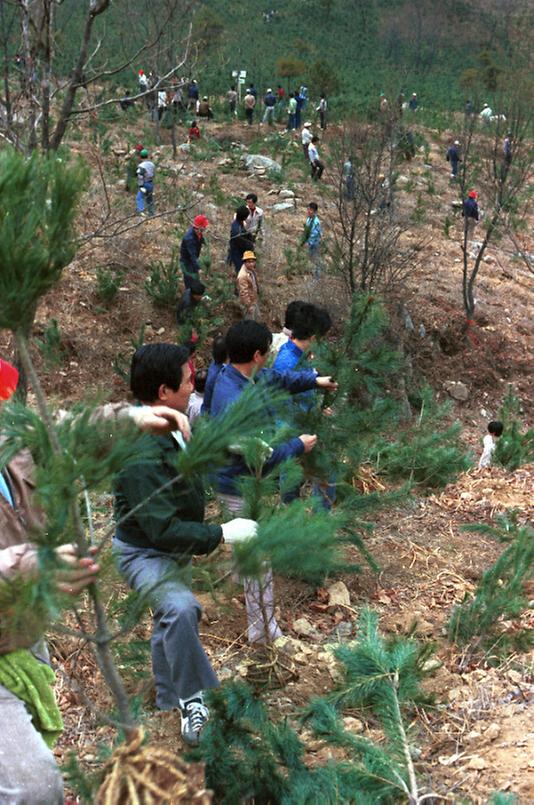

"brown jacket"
[237,265,259,310]
[0,448,46,654]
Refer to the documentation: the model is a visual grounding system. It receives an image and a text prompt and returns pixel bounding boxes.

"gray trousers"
[113,539,218,709]
[0,683,63,804]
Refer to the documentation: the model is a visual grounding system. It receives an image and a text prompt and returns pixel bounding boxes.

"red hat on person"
[135,143,144,152]
[468,190,478,199]
[139,69,145,76]
[193,215,209,229]
[0,359,19,401]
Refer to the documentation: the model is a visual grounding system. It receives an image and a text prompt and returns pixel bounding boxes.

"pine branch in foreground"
[199,608,438,803]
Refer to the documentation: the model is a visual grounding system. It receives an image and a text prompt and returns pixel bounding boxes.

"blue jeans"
[136,181,154,214]
[287,113,296,130]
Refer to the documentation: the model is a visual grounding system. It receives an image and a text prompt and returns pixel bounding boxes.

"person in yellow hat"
[237,251,260,320]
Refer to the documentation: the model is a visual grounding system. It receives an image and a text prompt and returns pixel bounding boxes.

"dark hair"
[291,304,332,340]
[307,201,318,211]
[130,343,190,403]
[212,335,227,365]
[488,420,504,437]
[291,309,318,341]
[236,204,249,222]
[189,278,206,296]
[311,136,319,143]
[313,306,332,337]
[284,300,308,330]
[226,320,272,363]
[245,193,258,203]
[194,369,207,394]
[190,120,197,127]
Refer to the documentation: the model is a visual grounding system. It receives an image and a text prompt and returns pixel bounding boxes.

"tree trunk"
[49,1,111,151]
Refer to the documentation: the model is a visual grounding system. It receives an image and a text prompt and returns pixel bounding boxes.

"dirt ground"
[1,110,532,801]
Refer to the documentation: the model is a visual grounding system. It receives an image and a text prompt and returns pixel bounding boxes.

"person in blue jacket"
[294,88,304,129]
[273,305,335,508]
[228,205,254,275]
[180,215,209,289]
[446,140,461,179]
[462,189,479,240]
[201,335,228,415]
[210,320,337,643]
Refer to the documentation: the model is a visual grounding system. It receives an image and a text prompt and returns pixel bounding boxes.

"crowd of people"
[121,71,328,135]
[174,191,324,324]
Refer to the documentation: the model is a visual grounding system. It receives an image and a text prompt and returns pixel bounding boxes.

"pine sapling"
[305,607,437,804]
[448,512,534,658]
[493,385,534,471]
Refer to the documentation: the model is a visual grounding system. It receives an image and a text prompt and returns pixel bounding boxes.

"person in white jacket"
[478,420,503,468]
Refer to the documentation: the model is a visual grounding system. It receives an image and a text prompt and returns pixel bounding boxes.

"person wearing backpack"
[136,148,156,216]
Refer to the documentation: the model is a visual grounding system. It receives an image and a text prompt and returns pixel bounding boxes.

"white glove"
[221,518,258,544]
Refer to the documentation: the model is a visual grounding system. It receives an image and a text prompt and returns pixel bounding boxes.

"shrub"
[144,251,180,309]
[95,265,123,305]
[448,512,534,659]
[371,388,471,488]
[494,386,534,471]
[35,318,65,369]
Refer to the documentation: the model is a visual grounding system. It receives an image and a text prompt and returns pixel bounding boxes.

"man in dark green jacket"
[113,343,256,746]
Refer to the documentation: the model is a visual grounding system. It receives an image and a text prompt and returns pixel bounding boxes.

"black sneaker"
[179,698,209,746]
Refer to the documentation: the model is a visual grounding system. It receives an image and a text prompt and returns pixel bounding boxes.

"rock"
[467,756,487,770]
[279,189,295,199]
[443,380,469,401]
[396,174,410,187]
[271,202,295,213]
[244,154,282,174]
[342,716,364,734]
[327,581,351,609]
[293,617,317,638]
[218,666,234,681]
[273,636,304,656]
[418,323,426,338]
[483,254,494,263]
[451,200,463,209]
[331,621,353,641]
[483,722,500,741]
[178,142,190,152]
[465,730,483,743]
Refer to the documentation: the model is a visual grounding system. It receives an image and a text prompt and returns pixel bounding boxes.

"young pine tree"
[448,512,534,659]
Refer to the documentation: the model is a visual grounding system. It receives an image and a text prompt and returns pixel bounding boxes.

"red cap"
[0,359,19,401]
[135,143,144,152]
[138,69,144,75]
[468,190,478,199]
[193,215,209,229]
